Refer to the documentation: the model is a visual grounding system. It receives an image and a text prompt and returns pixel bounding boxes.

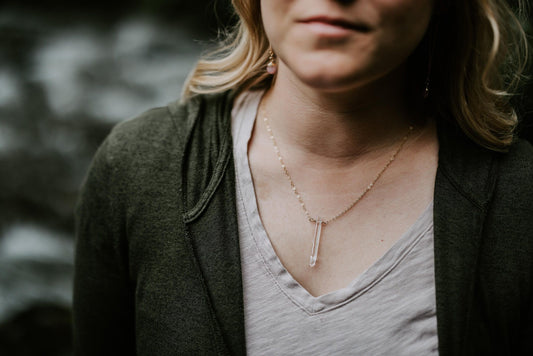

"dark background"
[0,1,531,355]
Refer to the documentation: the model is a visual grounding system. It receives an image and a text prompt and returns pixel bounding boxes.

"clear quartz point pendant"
[309,218,323,267]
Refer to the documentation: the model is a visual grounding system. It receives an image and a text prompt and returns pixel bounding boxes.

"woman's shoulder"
[107,106,175,151]
[437,121,532,220]
[497,138,533,186]
[438,119,533,185]
[488,138,533,223]
[100,91,234,164]
[504,137,533,164]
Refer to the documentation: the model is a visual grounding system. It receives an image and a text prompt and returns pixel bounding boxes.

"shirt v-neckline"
[232,90,434,315]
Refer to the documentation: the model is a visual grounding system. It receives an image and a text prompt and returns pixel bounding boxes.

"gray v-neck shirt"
[232,91,439,355]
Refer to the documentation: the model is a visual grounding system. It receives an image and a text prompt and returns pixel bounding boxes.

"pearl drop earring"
[266,49,277,75]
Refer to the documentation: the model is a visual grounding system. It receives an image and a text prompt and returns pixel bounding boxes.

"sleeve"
[72,137,136,355]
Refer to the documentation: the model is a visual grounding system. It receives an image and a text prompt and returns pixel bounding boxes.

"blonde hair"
[182,0,270,97]
[182,0,529,151]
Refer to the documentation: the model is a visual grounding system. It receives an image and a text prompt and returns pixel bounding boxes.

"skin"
[248,0,439,296]
[261,0,434,93]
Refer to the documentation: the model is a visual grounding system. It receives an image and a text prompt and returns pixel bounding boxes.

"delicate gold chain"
[262,114,414,225]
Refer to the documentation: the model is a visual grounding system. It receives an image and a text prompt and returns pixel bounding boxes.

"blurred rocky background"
[0,0,232,355]
[0,1,531,355]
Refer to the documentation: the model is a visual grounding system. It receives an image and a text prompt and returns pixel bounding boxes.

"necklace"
[261,111,414,268]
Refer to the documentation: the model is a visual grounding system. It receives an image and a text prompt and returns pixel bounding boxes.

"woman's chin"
[278,56,374,93]
[280,55,399,95]
[291,69,370,94]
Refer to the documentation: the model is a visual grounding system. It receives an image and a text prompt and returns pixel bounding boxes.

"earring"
[423,77,430,99]
[423,53,433,99]
[266,49,277,75]
[424,21,438,100]
[423,51,433,99]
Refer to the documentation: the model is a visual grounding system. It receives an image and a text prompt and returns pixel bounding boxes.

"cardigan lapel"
[433,121,498,355]
[179,92,246,356]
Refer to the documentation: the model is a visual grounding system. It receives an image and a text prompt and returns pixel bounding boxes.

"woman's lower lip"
[300,21,358,37]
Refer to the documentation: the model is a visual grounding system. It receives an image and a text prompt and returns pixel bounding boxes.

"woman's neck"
[261,65,421,165]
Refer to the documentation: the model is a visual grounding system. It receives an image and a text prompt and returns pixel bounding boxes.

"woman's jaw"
[261,0,433,99]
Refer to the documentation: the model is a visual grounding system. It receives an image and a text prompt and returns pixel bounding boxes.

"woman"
[73,0,532,354]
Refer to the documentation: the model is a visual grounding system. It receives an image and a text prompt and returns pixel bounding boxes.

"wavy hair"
[182,0,529,151]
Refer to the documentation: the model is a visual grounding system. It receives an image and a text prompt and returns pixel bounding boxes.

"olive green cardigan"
[74,91,533,355]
